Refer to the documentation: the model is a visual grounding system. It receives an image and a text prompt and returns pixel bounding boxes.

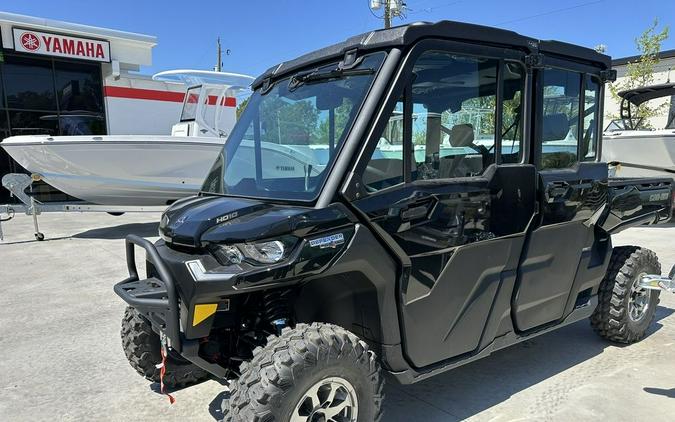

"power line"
[407,0,464,15]
[496,0,605,25]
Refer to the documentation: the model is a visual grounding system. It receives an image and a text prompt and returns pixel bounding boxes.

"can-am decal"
[309,233,345,249]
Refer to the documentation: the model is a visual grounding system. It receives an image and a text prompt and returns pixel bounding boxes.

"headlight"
[240,241,285,264]
[214,239,289,265]
[217,245,244,264]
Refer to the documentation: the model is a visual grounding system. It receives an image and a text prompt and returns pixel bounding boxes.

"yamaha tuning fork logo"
[20,32,41,51]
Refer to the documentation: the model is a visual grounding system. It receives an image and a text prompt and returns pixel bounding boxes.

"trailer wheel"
[121,306,208,388]
[221,323,384,422]
[591,246,661,344]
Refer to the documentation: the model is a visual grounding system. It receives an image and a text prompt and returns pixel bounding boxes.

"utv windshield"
[201,52,385,201]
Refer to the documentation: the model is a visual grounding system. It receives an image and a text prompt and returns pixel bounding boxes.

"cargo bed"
[601,177,673,233]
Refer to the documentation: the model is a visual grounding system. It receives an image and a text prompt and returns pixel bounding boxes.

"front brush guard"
[114,235,182,352]
[114,235,229,378]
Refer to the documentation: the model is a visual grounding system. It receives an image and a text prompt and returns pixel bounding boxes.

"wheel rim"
[629,273,651,322]
[291,376,358,422]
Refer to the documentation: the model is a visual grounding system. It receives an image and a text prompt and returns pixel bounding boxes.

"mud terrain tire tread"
[221,322,384,422]
[591,246,661,344]
[121,306,208,388]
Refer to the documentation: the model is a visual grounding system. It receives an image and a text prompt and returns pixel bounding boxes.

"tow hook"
[639,274,675,294]
[157,332,176,404]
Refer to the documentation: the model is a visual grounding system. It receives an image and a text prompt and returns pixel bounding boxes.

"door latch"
[401,205,428,221]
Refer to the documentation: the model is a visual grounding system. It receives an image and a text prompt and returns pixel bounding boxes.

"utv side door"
[343,40,537,368]
[511,60,608,332]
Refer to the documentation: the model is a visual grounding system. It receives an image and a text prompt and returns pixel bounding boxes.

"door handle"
[401,205,429,221]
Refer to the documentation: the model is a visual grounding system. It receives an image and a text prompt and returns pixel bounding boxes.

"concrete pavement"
[0,212,674,421]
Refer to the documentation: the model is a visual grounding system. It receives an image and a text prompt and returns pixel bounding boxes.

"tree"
[608,19,670,127]
[236,97,249,119]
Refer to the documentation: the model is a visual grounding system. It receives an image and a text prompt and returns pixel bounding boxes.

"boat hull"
[1,135,224,205]
[602,130,675,180]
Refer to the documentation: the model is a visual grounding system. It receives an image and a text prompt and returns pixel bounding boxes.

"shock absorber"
[262,289,292,334]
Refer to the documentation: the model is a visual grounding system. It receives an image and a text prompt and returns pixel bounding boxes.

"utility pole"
[371,1,403,29]
[215,37,222,72]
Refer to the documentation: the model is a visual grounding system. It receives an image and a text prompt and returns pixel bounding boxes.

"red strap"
[159,347,176,405]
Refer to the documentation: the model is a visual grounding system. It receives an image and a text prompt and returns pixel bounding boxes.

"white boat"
[602,83,675,180]
[2,135,227,205]
[1,70,254,206]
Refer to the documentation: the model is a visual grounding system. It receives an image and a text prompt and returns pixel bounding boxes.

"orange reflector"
[192,303,218,326]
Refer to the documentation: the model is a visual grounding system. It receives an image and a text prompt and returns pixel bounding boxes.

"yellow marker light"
[193,303,218,326]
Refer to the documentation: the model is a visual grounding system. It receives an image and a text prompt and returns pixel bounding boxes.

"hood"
[160,194,354,247]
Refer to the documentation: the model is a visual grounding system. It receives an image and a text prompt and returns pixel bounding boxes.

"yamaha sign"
[12,28,111,62]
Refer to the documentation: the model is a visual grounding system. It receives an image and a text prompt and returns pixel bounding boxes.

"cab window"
[409,52,498,181]
[582,76,600,160]
[501,62,526,164]
[364,51,528,192]
[540,69,582,169]
[361,100,405,191]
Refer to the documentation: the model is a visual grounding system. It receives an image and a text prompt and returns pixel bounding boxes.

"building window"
[0,52,107,203]
[8,110,59,136]
[3,55,57,110]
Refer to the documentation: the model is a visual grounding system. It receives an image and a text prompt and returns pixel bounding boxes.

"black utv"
[115,21,674,421]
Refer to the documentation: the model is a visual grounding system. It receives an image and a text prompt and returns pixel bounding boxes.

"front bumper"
[114,235,229,378]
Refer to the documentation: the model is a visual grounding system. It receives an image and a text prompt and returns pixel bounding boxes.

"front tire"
[121,306,209,388]
[591,246,661,344]
[222,323,384,422]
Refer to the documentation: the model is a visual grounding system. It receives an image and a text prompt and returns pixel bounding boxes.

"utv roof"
[253,20,611,89]
[617,83,675,106]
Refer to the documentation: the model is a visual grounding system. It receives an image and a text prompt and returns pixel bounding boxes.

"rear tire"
[121,306,208,388]
[221,322,384,422]
[591,246,661,344]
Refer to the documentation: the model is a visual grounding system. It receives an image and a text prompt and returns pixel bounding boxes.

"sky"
[3,0,675,78]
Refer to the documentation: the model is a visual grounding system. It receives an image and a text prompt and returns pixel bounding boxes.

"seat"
[449,124,475,147]
[440,124,484,178]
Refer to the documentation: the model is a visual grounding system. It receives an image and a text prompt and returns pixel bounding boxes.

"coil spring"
[262,289,292,323]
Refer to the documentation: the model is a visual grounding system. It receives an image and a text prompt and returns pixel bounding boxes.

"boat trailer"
[0,173,165,241]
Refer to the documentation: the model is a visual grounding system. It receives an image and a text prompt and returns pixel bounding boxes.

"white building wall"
[103,73,237,136]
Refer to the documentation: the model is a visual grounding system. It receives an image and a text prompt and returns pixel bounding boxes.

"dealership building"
[0,11,200,203]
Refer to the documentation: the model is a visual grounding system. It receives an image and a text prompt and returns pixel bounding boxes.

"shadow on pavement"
[643,387,675,398]
[209,391,230,420]
[380,305,674,421]
[199,306,673,421]
[74,222,159,239]
[0,236,71,245]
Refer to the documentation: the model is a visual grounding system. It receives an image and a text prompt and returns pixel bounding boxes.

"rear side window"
[541,69,581,170]
[501,63,526,164]
[582,76,600,160]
